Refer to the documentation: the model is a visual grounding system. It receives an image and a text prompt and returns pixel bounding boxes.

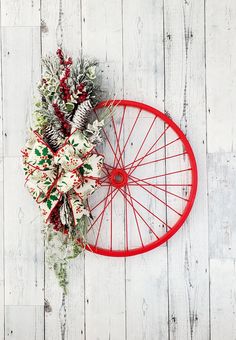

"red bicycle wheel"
[86,100,198,257]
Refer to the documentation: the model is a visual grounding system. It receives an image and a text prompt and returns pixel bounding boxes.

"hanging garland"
[21,48,112,292]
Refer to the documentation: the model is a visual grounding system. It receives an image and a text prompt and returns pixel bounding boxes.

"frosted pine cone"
[44,125,63,151]
[72,100,92,131]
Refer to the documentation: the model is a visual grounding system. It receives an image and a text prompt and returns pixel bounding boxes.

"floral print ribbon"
[21,129,104,226]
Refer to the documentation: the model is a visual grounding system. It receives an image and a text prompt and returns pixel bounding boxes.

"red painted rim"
[86,100,198,257]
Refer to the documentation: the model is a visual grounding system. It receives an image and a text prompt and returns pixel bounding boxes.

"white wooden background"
[0,0,236,339]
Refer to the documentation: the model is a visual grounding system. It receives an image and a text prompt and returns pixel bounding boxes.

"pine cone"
[72,100,92,131]
[44,125,63,151]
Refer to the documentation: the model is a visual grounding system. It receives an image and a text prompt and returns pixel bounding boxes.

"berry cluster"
[60,68,71,102]
[57,49,73,102]
[52,102,70,135]
[56,48,72,66]
[76,83,88,103]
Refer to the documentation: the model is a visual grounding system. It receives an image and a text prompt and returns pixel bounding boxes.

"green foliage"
[38,159,45,165]
[46,199,52,209]
[42,147,48,156]
[65,102,75,112]
[79,166,85,176]
[50,195,58,201]
[35,148,41,156]
[53,262,68,294]
[84,163,92,171]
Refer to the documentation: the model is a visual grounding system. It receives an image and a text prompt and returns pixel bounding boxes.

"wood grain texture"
[2,27,41,157]
[41,2,85,339]
[5,305,44,339]
[0,0,236,339]
[2,24,44,338]
[206,0,236,153]
[164,0,209,339]
[208,153,236,259]
[1,0,40,27]
[210,259,236,340]
[0,17,4,339]
[123,1,169,339]
[82,1,126,339]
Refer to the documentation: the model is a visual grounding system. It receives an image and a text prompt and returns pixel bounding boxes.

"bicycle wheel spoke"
[129,174,189,202]
[90,186,115,212]
[93,150,110,176]
[103,162,113,168]
[125,151,187,171]
[126,184,144,247]
[128,183,192,187]
[119,188,160,239]
[87,188,119,233]
[134,168,192,182]
[124,187,128,250]
[128,175,182,216]
[110,189,113,250]
[128,125,172,176]
[125,138,179,169]
[100,175,111,184]
[124,136,179,170]
[94,185,112,246]
[94,109,122,167]
[111,106,126,168]
[101,167,109,176]
[129,125,170,174]
[120,187,171,229]
[99,174,109,180]
[127,116,157,175]
[115,108,142,168]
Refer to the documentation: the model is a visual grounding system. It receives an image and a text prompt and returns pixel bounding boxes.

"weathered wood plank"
[84,254,126,340]
[126,249,169,340]
[206,0,236,153]
[123,1,169,339]
[41,0,82,57]
[2,25,44,337]
[2,27,44,303]
[0,162,4,336]
[4,157,44,306]
[208,152,236,258]
[210,258,236,340]
[0,18,4,339]
[1,0,40,27]
[164,0,209,339]
[44,258,85,340]
[5,306,44,339]
[41,2,85,339]
[81,1,126,339]
[2,27,41,158]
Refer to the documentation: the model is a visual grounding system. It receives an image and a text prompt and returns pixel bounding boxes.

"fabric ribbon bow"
[21,129,104,226]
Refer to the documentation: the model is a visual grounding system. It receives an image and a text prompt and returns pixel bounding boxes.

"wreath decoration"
[21,49,112,291]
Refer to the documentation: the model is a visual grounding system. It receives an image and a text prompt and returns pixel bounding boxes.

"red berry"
[77,83,84,92]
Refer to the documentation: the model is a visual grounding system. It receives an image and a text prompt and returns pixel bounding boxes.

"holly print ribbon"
[21,129,104,226]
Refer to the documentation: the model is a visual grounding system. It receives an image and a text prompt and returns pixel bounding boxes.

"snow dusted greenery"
[34,49,104,149]
[23,49,114,292]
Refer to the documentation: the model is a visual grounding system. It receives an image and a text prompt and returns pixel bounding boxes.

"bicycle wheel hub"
[109,168,128,188]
